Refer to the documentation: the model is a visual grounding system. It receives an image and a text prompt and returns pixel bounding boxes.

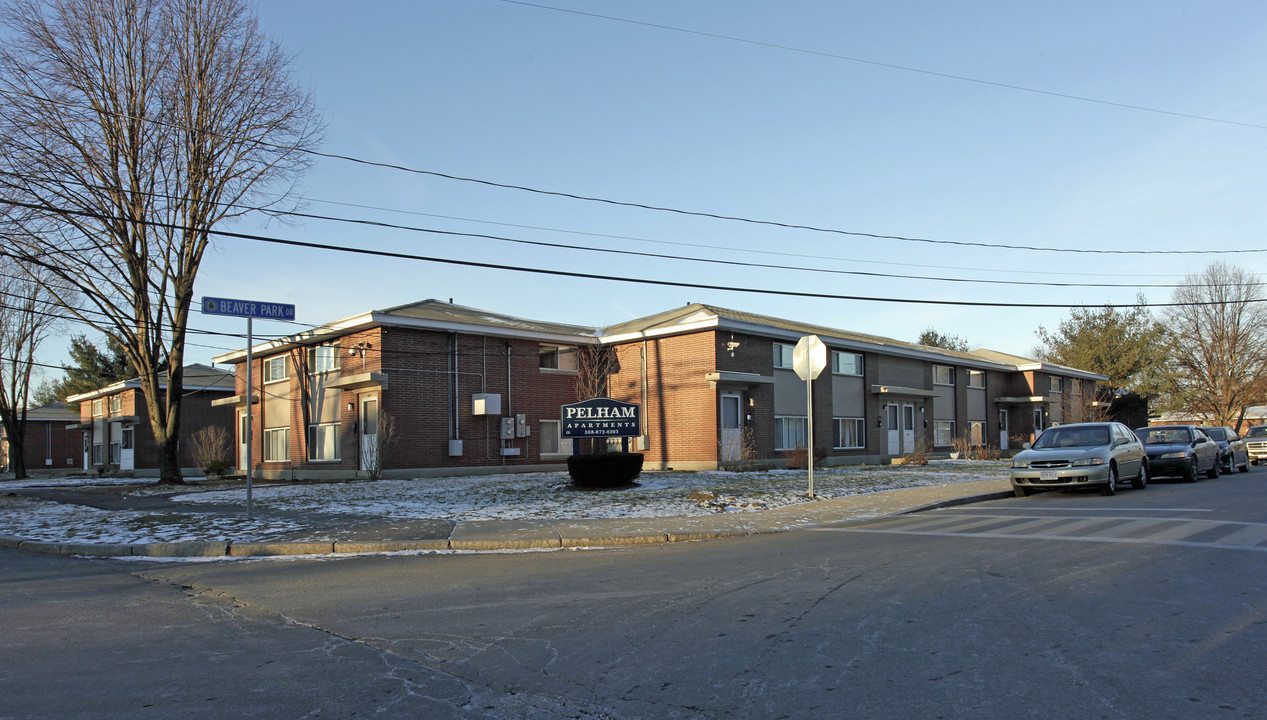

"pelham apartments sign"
[561,397,641,439]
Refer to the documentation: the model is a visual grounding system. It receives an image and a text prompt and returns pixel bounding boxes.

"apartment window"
[540,420,563,455]
[934,420,956,447]
[967,370,984,388]
[1072,379,1083,396]
[933,366,955,386]
[121,428,133,450]
[263,356,288,383]
[1049,376,1063,393]
[775,416,808,451]
[308,423,340,461]
[832,351,863,376]
[91,443,102,465]
[109,395,122,414]
[263,427,290,462]
[773,343,794,369]
[970,421,984,446]
[833,418,865,449]
[109,441,120,465]
[539,344,578,372]
[310,345,340,374]
[91,398,104,416]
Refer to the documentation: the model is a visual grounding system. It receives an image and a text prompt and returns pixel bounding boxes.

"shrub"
[902,436,931,466]
[190,426,231,476]
[785,444,827,470]
[567,452,644,487]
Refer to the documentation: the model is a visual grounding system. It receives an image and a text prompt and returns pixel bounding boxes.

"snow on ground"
[0,460,1010,544]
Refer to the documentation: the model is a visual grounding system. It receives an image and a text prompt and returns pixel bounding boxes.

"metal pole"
[806,375,814,498]
[245,317,253,520]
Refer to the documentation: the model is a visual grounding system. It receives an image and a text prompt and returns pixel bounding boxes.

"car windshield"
[1139,427,1191,444]
[1204,427,1228,441]
[1032,426,1110,449]
[1246,426,1267,438]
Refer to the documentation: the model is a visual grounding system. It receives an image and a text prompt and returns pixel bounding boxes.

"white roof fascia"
[600,317,722,344]
[212,311,599,365]
[670,316,1019,372]
[67,379,141,403]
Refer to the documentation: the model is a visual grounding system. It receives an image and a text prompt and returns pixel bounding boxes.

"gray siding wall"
[832,374,866,416]
[773,368,806,415]
[967,387,986,421]
[877,357,923,388]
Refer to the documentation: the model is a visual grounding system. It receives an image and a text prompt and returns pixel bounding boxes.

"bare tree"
[0,0,322,483]
[575,343,618,401]
[0,257,66,478]
[1162,262,1267,427]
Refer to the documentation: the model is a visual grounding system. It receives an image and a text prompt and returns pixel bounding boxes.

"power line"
[1,199,1251,310]
[499,0,1267,132]
[2,87,1263,257]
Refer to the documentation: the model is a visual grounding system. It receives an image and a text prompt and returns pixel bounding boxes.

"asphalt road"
[2,470,1264,719]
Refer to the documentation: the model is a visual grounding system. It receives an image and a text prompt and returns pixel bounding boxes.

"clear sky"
[42,1,1267,373]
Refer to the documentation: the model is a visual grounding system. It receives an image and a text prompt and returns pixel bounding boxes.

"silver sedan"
[1010,422,1147,498]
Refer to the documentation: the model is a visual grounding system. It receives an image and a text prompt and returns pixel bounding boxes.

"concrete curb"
[4,489,1012,559]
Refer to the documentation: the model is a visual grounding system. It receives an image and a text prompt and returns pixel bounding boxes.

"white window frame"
[308,422,340,461]
[263,355,288,383]
[773,343,794,370]
[310,345,340,374]
[91,398,104,416]
[933,365,955,386]
[540,419,564,455]
[539,344,578,373]
[833,417,865,449]
[91,442,103,465]
[263,427,290,463]
[831,351,863,376]
[934,420,956,447]
[967,370,984,388]
[1049,376,1063,393]
[109,395,122,414]
[775,415,808,451]
[121,427,134,450]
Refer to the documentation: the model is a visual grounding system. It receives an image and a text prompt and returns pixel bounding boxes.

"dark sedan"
[1134,425,1221,481]
[1202,426,1250,473]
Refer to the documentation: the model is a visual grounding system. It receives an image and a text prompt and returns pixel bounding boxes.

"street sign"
[792,334,827,381]
[201,296,295,321]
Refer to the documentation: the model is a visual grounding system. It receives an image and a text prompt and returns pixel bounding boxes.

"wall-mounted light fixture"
[347,402,354,412]
[876,416,883,428]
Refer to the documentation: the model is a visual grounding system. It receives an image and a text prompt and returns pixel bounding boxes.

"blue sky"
[69,1,1267,370]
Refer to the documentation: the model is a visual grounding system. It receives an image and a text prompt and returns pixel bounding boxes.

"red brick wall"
[11,420,81,470]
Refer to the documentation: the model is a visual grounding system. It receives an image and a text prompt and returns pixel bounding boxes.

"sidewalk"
[0,477,1014,559]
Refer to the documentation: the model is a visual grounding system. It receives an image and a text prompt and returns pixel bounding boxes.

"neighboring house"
[0,402,82,473]
[211,299,1108,479]
[67,364,235,476]
[1149,408,1267,433]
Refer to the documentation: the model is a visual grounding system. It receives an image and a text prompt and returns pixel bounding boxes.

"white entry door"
[119,427,134,471]
[999,410,1009,450]
[238,412,248,473]
[886,404,900,455]
[720,394,743,462]
[902,404,916,454]
[360,397,379,472]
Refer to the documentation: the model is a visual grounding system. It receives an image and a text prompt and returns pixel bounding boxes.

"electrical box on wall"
[499,417,516,440]
[448,439,463,457]
[500,448,521,456]
[472,393,502,415]
[515,413,529,437]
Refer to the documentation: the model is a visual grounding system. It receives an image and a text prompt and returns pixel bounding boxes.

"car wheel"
[1100,465,1118,496]
[1131,462,1147,490]
[1183,460,1198,482]
[1240,456,1250,473]
[1207,459,1220,479]
[1013,486,1029,498]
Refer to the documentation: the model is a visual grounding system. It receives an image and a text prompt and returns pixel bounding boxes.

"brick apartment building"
[0,402,82,474]
[212,299,1106,479]
[67,364,235,476]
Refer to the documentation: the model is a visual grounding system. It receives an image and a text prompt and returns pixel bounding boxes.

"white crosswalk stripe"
[818,512,1267,552]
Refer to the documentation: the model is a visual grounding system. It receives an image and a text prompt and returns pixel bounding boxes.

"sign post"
[201,296,296,519]
[792,335,827,497]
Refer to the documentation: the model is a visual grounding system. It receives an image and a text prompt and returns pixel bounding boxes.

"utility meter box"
[448,439,463,457]
[515,413,529,437]
[472,393,502,415]
[499,417,516,440]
